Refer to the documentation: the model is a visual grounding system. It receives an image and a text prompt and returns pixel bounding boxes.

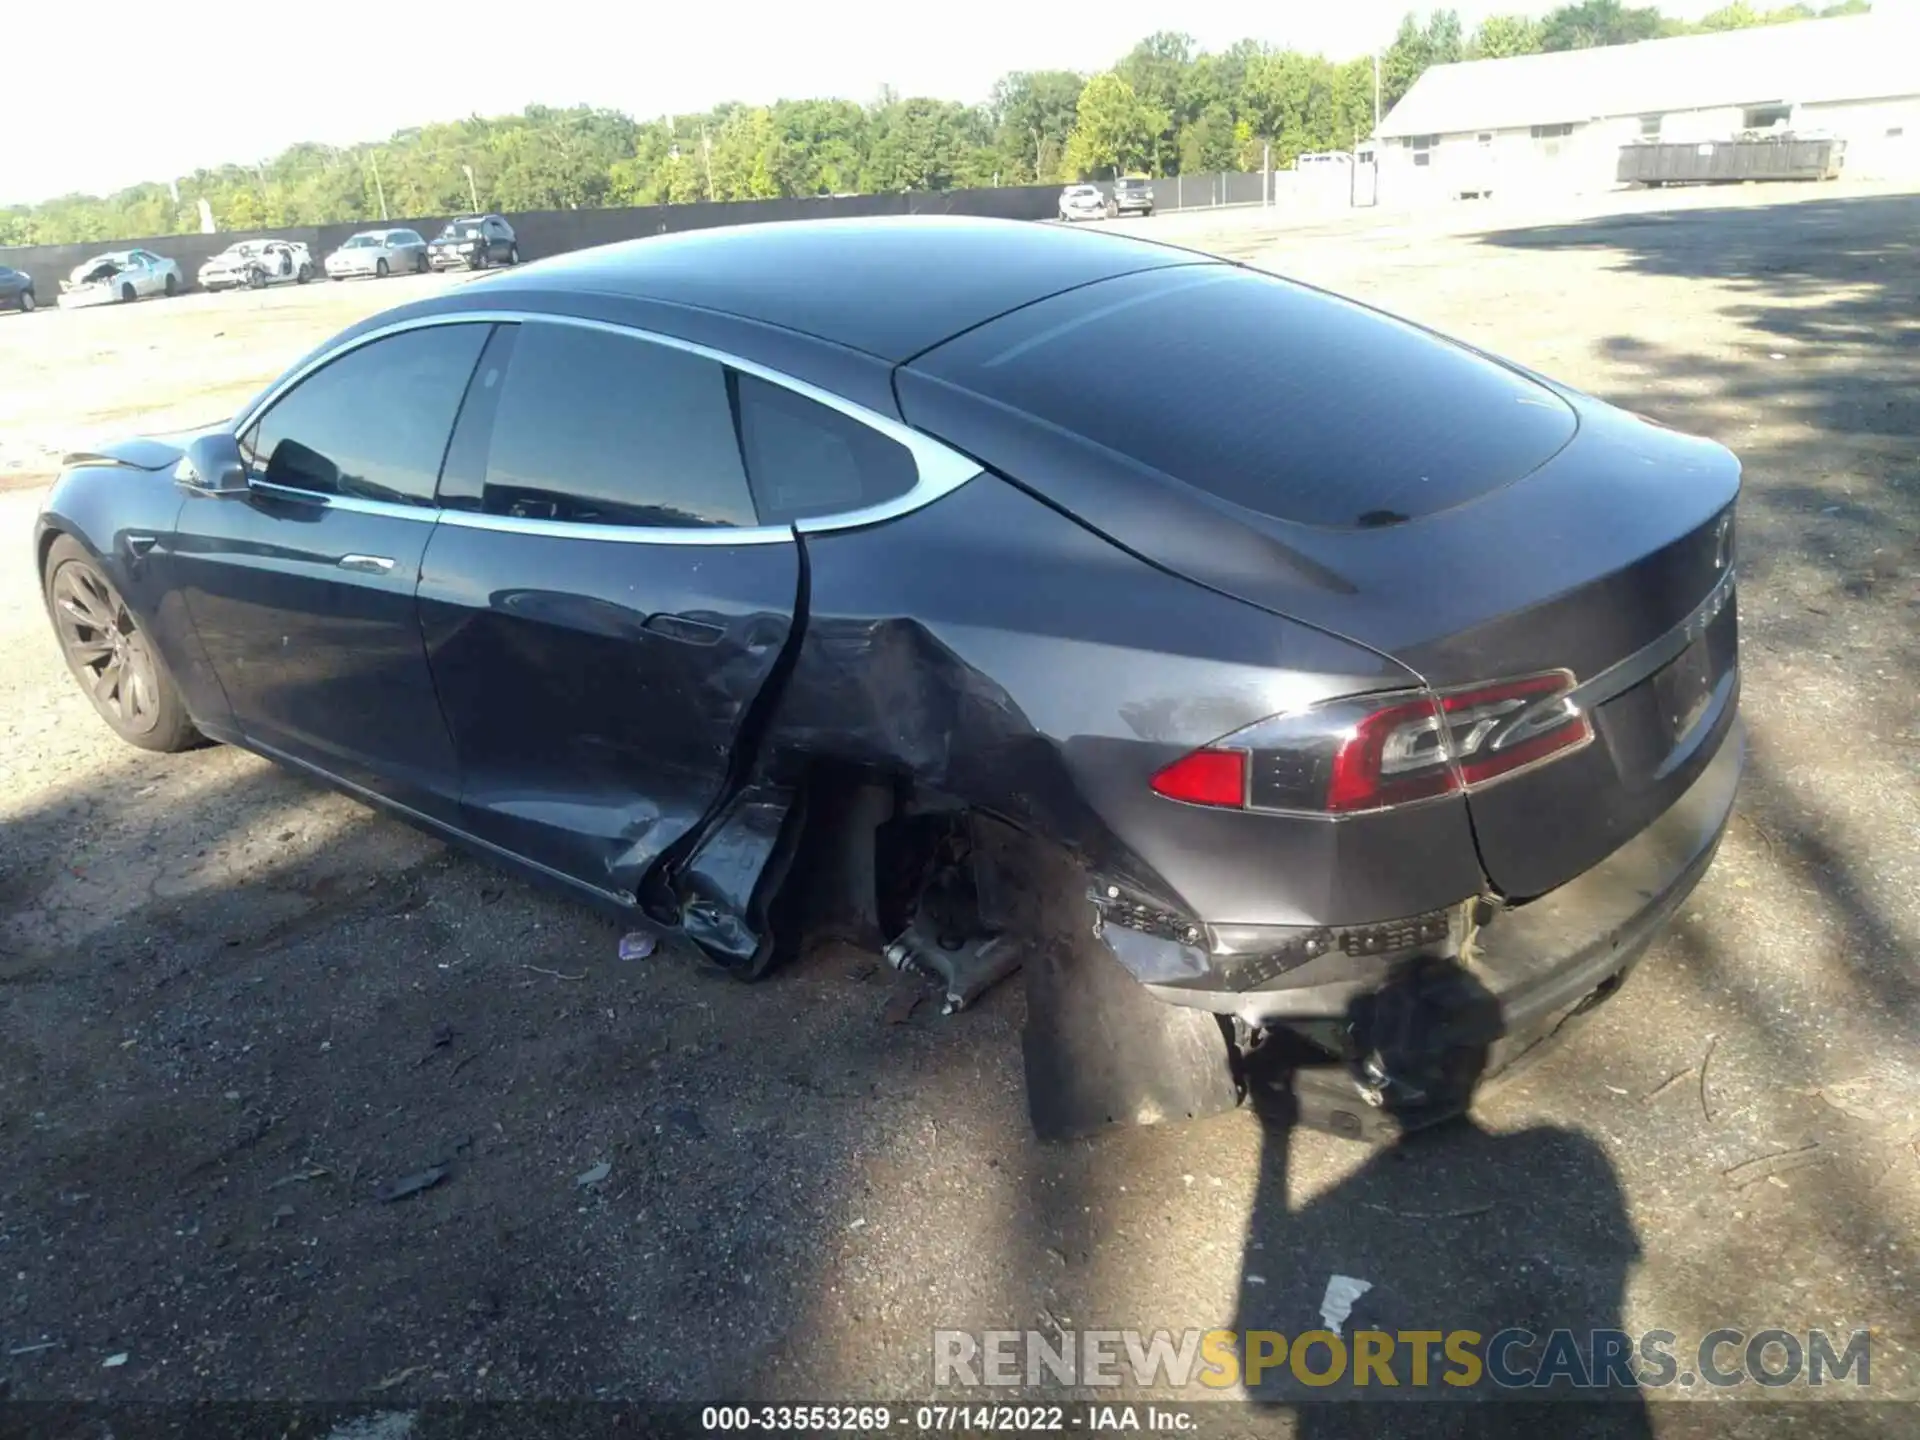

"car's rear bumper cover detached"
[1131,709,1742,1032]
[1106,708,1744,1139]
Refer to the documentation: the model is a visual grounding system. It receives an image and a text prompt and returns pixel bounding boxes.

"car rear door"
[415,318,805,902]
[171,321,489,819]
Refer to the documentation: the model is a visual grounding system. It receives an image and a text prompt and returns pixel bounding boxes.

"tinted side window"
[241,324,488,506]
[482,323,756,528]
[736,374,917,524]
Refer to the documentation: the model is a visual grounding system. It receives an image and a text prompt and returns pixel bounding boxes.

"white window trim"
[232,310,985,545]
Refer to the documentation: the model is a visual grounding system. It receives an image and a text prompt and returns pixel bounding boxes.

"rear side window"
[481,322,756,528]
[241,324,488,505]
[915,267,1578,529]
[736,373,916,523]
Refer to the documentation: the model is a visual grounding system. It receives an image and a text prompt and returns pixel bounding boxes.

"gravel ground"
[1,184,1917,1428]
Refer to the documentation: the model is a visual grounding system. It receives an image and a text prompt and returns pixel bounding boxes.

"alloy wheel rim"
[52,564,159,733]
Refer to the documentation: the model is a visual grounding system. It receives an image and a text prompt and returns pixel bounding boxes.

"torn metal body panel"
[673,781,807,976]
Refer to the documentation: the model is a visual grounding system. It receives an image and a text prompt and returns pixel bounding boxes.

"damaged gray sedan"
[34,217,1743,1140]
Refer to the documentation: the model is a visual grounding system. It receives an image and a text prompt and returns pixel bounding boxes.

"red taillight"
[1149,673,1590,816]
[1326,694,1453,812]
[1443,674,1592,788]
[1149,748,1247,808]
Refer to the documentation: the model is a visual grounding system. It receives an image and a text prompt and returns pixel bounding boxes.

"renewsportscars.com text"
[933,1327,1872,1391]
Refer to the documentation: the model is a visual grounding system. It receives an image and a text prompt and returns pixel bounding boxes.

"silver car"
[323,228,428,280]
[57,249,184,308]
[1057,185,1107,222]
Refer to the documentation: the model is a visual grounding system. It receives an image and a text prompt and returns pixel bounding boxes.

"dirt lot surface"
[2,184,1918,1428]
[0,273,470,491]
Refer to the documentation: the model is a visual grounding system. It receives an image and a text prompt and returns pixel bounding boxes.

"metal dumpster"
[1618,136,1845,186]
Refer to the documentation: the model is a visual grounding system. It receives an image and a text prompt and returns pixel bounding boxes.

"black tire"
[247,267,267,290]
[375,257,390,278]
[43,536,199,753]
[508,244,520,265]
[297,263,312,284]
[164,272,178,297]
[415,252,428,273]
[119,282,136,303]
[18,289,33,313]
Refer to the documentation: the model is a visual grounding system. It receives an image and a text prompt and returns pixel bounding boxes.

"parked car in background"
[1057,184,1106,222]
[0,265,35,312]
[1110,176,1155,217]
[33,216,1744,1143]
[198,240,314,291]
[57,250,181,309]
[428,215,520,271]
[323,229,428,280]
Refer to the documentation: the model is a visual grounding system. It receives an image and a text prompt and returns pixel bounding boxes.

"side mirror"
[174,432,249,497]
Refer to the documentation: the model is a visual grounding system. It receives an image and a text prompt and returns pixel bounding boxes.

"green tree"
[1539,0,1665,50]
[1063,73,1171,178]
[1115,32,1194,171]
[1381,10,1465,111]
[1469,14,1546,57]
[865,97,989,191]
[988,71,1085,184]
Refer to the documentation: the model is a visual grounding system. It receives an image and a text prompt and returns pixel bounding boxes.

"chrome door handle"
[338,554,395,574]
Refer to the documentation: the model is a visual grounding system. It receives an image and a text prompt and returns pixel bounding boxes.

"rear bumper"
[1143,713,1744,1031]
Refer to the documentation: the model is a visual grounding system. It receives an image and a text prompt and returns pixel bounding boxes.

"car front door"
[171,321,491,818]
[415,317,806,902]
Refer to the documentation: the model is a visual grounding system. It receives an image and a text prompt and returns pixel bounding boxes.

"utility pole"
[370,151,389,220]
[462,163,480,212]
[1373,53,1382,132]
[700,128,714,200]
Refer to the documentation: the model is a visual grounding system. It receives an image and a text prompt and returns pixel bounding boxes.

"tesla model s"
[35,217,1743,1139]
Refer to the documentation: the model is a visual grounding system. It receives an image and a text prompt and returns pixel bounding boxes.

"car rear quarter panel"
[766,471,1488,928]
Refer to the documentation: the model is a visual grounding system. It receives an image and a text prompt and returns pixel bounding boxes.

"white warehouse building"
[1374,11,1920,202]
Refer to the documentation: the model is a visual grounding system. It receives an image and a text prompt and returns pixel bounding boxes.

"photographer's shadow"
[1235,960,1652,1438]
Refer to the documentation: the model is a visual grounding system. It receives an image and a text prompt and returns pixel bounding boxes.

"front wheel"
[375,258,390,278]
[44,536,199,753]
[120,282,137,303]
[508,244,520,265]
[164,273,178,297]
[297,263,312,284]
[18,289,33,312]
[246,268,267,290]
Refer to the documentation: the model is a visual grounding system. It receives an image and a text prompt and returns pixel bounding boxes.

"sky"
[0,0,1820,205]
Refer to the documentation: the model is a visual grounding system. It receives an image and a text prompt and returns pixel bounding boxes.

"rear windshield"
[915,266,1577,529]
